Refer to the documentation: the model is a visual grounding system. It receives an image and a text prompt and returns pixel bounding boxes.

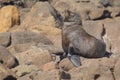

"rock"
[91,0,113,7]
[18,69,70,80]
[8,43,37,54]
[23,0,38,8]
[0,5,20,33]
[114,59,120,80]
[20,8,30,23]
[37,43,63,55]
[107,7,120,18]
[20,2,61,35]
[0,32,11,47]
[17,75,32,80]
[113,0,120,7]
[103,19,120,54]
[11,31,53,45]
[98,57,116,70]
[46,33,62,48]
[83,21,104,40]
[53,0,72,18]
[88,8,105,20]
[42,61,57,71]
[53,0,82,20]
[69,58,115,80]
[33,69,61,80]
[12,65,38,77]
[17,71,37,80]
[0,46,18,68]
[8,42,63,56]
[15,47,52,66]
[9,31,63,55]
[20,2,62,47]
[59,58,75,71]
[53,0,107,21]
[0,63,17,80]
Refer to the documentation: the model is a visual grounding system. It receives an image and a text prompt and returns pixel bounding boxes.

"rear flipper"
[67,53,81,67]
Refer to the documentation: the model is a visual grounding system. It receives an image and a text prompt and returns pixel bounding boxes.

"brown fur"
[50,7,106,58]
[62,24,106,58]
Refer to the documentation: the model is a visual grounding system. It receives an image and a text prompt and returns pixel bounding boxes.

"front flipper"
[67,53,81,67]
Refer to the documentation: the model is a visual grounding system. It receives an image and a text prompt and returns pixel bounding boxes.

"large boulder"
[8,31,63,54]
[0,5,20,33]
[0,46,18,68]
[20,2,61,35]
[69,57,116,80]
[102,18,120,55]
[11,31,53,45]
[15,47,53,67]
[20,2,62,48]
[9,30,53,54]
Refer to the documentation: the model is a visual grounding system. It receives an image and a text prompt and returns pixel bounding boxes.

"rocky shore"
[0,0,120,80]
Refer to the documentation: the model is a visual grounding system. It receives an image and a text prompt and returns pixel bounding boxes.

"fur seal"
[50,7,106,67]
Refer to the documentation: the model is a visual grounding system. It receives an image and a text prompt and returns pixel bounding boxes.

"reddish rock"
[42,61,57,71]
[59,58,75,71]
[20,2,62,48]
[0,5,20,32]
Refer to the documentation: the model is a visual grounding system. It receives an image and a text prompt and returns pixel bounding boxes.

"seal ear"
[67,53,81,67]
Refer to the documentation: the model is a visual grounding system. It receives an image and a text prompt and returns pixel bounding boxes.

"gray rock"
[11,31,53,45]
[0,32,11,47]
[0,46,18,68]
[15,47,52,66]
[114,58,120,80]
